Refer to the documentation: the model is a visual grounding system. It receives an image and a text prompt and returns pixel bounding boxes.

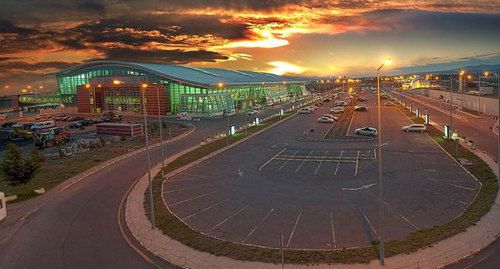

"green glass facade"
[18,92,71,104]
[57,64,306,116]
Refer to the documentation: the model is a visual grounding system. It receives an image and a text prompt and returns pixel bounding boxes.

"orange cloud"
[267,61,306,75]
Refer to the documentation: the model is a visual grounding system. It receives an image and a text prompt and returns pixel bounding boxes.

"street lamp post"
[376,57,391,265]
[151,84,166,178]
[141,86,156,229]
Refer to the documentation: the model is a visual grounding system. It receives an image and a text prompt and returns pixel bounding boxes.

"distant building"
[409,76,431,89]
[55,61,307,116]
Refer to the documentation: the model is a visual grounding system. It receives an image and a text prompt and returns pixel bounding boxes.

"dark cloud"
[97,47,228,64]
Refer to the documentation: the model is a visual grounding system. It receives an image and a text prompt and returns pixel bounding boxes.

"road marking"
[458,200,470,206]
[314,151,328,175]
[342,183,377,191]
[334,150,344,175]
[278,150,298,171]
[211,205,249,230]
[295,150,313,173]
[359,208,378,237]
[354,150,360,176]
[259,148,287,171]
[330,210,337,248]
[182,199,228,220]
[346,111,355,135]
[427,178,475,191]
[383,201,418,230]
[286,210,302,248]
[243,208,275,242]
[170,190,218,206]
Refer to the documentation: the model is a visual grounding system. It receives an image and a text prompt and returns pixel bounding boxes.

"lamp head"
[383,58,392,66]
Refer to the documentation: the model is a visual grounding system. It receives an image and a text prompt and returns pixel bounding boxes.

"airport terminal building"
[55,61,307,116]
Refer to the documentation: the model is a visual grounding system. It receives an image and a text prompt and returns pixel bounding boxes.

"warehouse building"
[55,61,307,117]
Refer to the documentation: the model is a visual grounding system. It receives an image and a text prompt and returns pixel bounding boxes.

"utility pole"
[142,86,155,229]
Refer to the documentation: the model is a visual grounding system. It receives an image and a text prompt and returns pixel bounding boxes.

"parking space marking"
[346,111,355,135]
[294,150,313,173]
[243,208,275,242]
[427,178,475,191]
[286,210,303,248]
[330,210,337,248]
[334,150,344,175]
[182,199,228,220]
[278,150,298,171]
[211,205,249,230]
[314,151,328,175]
[359,208,378,237]
[170,190,218,206]
[259,148,287,171]
[384,201,418,230]
[354,150,360,176]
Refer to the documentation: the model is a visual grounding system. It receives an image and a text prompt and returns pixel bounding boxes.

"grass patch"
[146,99,498,264]
[461,107,483,117]
[0,123,189,202]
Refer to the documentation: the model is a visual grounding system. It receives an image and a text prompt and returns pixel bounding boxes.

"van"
[30,120,55,131]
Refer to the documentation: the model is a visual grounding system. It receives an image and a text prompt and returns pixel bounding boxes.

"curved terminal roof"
[55,61,305,87]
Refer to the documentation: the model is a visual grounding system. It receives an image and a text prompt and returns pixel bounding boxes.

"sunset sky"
[1,0,500,92]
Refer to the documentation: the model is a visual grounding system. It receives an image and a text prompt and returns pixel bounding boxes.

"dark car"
[67,122,82,129]
[67,116,85,121]
[78,119,94,126]
[53,114,67,121]
[1,122,17,128]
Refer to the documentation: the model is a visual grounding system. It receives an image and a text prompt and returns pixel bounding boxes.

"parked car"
[78,119,95,126]
[248,109,258,115]
[223,110,236,117]
[358,97,367,102]
[402,124,427,132]
[0,114,7,120]
[331,106,344,114]
[253,104,262,110]
[101,112,122,122]
[355,127,378,137]
[67,122,82,129]
[1,122,16,128]
[53,114,67,121]
[385,101,395,106]
[322,114,339,121]
[67,116,85,121]
[298,108,312,114]
[30,120,56,131]
[323,97,332,102]
[354,105,368,111]
[35,114,52,120]
[334,100,346,106]
[318,116,334,123]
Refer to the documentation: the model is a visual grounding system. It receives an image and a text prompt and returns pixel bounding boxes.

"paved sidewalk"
[126,120,500,269]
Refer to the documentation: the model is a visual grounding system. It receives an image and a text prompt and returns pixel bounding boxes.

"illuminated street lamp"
[140,83,156,229]
[477,71,490,114]
[376,57,391,265]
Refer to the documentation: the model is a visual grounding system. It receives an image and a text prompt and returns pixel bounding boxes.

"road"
[392,90,500,269]
[0,97,314,269]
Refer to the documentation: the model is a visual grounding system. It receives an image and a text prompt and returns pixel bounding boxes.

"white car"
[331,106,344,114]
[355,127,378,137]
[402,124,427,132]
[322,114,337,121]
[354,105,368,111]
[253,104,262,110]
[248,110,258,115]
[298,108,312,114]
[318,116,334,123]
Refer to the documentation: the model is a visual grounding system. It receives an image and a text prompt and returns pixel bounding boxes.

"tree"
[0,143,45,185]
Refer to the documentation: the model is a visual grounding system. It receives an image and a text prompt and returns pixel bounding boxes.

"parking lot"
[163,92,480,249]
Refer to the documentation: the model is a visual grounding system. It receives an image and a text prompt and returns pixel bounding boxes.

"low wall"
[0,192,6,222]
[426,89,499,116]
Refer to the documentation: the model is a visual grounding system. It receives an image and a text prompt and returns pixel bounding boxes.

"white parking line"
[295,151,313,173]
[170,191,218,206]
[354,150,360,176]
[182,199,228,220]
[427,178,476,191]
[259,148,287,171]
[359,208,378,237]
[346,111,355,135]
[314,151,328,175]
[211,205,249,230]
[334,150,344,175]
[278,150,298,171]
[383,201,418,230]
[243,208,275,242]
[330,210,337,248]
[286,210,302,248]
